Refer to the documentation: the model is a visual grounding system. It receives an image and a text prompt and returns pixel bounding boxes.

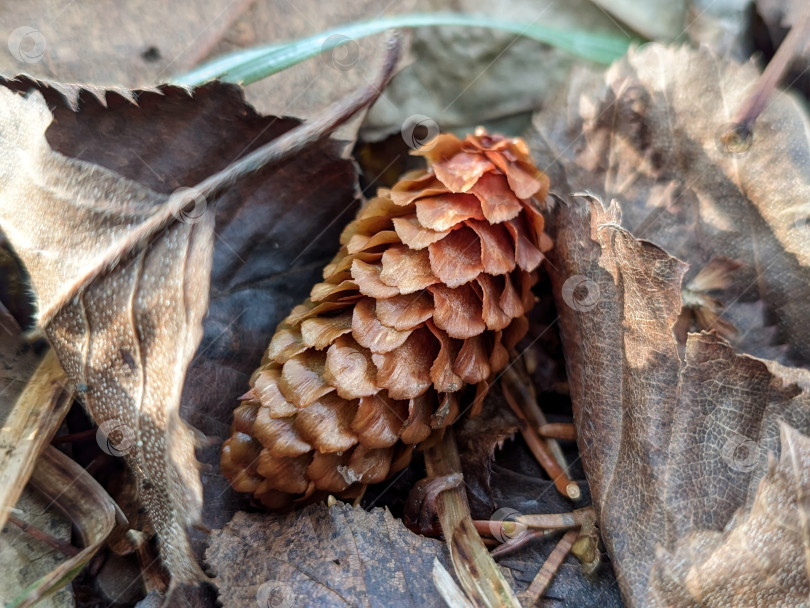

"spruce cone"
[221,128,551,509]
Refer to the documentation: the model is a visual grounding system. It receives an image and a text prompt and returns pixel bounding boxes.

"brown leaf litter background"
[530,43,810,605]
[1,1,810,606]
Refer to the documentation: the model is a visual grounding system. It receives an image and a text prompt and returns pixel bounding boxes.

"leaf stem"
[724,9,810,149]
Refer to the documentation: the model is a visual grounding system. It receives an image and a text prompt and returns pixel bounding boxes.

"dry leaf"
[0,38,398,597]
[530,43,810,363]
[362,0,627,140]
[648,423,810,607]
[0,85,212,586]
[537,194,810,604]
[0,74,363,579]
[206,503,451,607]
[524,44,810,605]
[0,0,411,140]
[539,188,810,605]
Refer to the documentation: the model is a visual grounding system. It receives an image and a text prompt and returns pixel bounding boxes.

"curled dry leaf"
[540,189,810,606]
[530,43,810,364]
[526,43,810,607]
[0,85,213,586]
[206,503,451,607]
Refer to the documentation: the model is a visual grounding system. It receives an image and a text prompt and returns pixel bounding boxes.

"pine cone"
[221,128,551,509]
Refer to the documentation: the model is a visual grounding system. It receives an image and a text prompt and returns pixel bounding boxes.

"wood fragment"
[425,429,521,608]
[0,350,71,531]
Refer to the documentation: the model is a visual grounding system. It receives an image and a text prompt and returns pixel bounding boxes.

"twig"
[520,529,579,605]
[501,367,580,500]
[8,514,80,557]
[424,429,521,608]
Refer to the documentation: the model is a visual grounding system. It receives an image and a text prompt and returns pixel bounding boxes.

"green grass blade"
[172,12,635,86]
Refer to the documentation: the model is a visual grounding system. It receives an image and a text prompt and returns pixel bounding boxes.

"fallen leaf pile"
[529,43,810,605]
[1,12,810,607]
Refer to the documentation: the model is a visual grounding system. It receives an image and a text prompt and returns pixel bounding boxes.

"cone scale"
[221,129,551,509]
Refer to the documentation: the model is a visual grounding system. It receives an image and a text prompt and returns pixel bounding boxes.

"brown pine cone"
[221,128,551,509]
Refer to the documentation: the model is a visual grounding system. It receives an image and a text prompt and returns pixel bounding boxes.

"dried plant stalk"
[11,446,117,608]
[221,129,551,508]
[425,429,521,608]
[0,349,71,531]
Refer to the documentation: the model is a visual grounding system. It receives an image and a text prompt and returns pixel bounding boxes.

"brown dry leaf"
[527,44,810,605]
[0,85,212,587]
[0,53,391,602]
[648,423,810,607]
[362,0,627,140]
[0,76,362,597]
[539,189,810,605]
[0,0,236,85]
[530,43,810,364]
[206,503,451,607]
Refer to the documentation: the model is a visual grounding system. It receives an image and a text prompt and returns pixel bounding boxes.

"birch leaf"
[0,86,212,586]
